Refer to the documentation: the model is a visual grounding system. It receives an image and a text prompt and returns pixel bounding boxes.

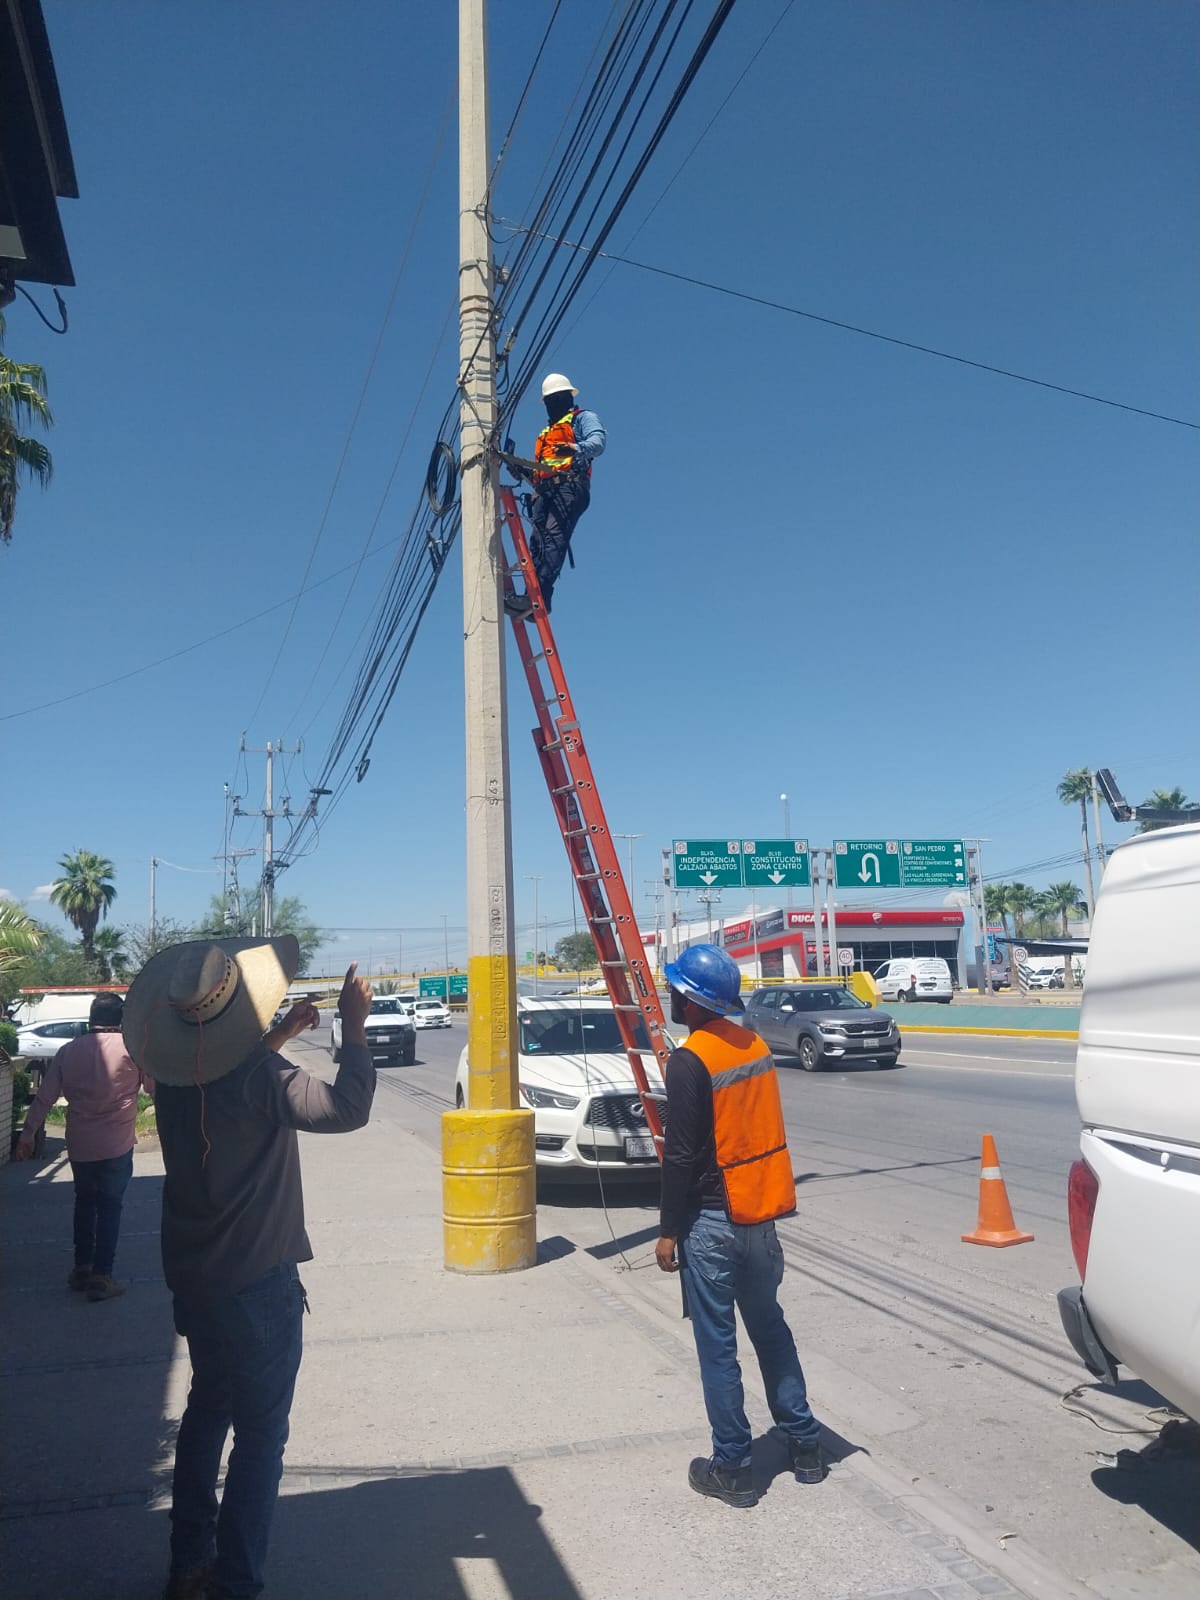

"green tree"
[123,918,196,973]
[49,851,117,965]
[2,925,93,1009]
[554,931,598,971]
[0,901,42,1008]
[1057,768,1097,915]
[983,883,1010,935]
[197,893,325,975]
[92,926,132,984]
[0,312,54,545]
[1137,787,1194,834]
[1041,880,1084,987]
[1004,883,1037,937]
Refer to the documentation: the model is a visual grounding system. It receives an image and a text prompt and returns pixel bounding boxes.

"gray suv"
[744,984,900,1071]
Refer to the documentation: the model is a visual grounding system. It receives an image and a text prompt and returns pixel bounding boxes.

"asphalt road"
[293,1018,1199,1594]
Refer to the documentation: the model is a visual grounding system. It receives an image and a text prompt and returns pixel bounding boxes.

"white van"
[1058,823,1200,1421]
[873,957,953,1004]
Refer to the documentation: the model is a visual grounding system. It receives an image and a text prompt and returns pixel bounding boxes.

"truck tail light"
[1067,1158,1099,1280]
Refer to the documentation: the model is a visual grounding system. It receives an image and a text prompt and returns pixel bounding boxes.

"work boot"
[162,1569,212,1600]
[162,1566,213,1600]
[67,1265,93,1292]
[86,1275,126,1303]
[781,1434,826,1484]
[687,1456,758,1508]
[503,592,532,618]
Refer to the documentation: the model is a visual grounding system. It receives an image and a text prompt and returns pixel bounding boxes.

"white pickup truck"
[332,996,416,1066]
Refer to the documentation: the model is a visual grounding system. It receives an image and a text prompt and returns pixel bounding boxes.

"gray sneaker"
[86,1275,127,1303]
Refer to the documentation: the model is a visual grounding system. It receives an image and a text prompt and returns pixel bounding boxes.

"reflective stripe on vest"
[534,407,592,483]
[685,1019,797,1225]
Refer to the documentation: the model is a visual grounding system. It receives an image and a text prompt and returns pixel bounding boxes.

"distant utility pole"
[525,875,542,996]
[234,738,301,936]
[213,847,257,934]
[780,792,793,909]
[614,832,642,899]
[443,0,534,1276]
[965,839,991,994]
[149,857,157,946]
[1090,772,1108,883]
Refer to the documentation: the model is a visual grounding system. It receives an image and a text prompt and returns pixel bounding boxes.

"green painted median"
[891,1001,1080,1035]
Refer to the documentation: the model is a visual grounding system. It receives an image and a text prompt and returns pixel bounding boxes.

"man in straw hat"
[123,937,374,1600]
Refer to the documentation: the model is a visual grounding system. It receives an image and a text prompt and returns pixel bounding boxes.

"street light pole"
[780,792,792,910]
[443,0,534,1275]
[525,875,542,996]
[149,857,157,948]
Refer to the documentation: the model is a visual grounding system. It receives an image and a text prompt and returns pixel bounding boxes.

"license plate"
[624,1136,657,1160]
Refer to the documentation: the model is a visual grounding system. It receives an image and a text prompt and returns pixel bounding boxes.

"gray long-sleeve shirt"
[155,1040,374,1305]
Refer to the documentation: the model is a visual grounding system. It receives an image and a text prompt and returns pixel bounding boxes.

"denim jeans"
[170,1262,306,1600]
[682,1208,820,1468]
[69,1150,133,1276]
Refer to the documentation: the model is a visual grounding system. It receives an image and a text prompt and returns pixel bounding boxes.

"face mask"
[544,392,574,422]
[669,988,689,1025]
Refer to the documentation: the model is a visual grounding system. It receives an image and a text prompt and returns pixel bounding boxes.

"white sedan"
[455,997,665,1177]
[412,998,452,1029]
[17,1017,90,1063]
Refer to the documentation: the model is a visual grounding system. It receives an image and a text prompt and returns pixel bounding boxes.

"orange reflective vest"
[685,1019,796,1225]
[534,407,592,484]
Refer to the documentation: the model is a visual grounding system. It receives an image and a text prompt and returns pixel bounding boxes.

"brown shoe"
[86,1275,126,1302]
[67,1265,93,1291]
[162,1567,213,1600]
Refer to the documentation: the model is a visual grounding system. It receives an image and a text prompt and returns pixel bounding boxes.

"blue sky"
[2,1,1196,974]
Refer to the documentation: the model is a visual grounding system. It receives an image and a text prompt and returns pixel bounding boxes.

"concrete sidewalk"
[1,1101,1075,1600]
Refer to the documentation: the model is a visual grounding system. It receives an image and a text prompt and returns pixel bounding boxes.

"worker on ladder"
[655,944,825,1507]
[504,373,605,619]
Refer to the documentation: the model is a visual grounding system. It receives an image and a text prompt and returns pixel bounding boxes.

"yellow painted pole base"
[442,1108,537,1273]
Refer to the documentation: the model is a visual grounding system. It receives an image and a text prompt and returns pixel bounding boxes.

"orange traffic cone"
[962,1134,1034,1247]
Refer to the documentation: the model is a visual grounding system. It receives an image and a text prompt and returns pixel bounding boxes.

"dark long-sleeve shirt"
[156,1040,374,1306]
[659,1045,727,1239]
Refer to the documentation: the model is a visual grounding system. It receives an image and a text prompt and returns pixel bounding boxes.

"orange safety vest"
[534,407,592,484]
[685,1018,797,1225]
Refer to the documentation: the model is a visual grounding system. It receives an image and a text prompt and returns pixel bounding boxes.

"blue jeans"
[70,1150,133,1276]
[682,1209,820,1468]
[170,1262,306,1600]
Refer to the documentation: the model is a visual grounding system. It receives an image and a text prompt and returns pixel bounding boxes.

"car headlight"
[520,1084,581,1110]
[817,1023,845,1036]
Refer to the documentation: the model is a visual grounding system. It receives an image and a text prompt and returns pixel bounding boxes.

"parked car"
[873,957,952,1003]
[455,997,665,1176]
[332,996,416,1066]
[743,985,900,1071]
[1058,822,1200,1422]
[412,998,451,1029]
[16,1017,90,1063]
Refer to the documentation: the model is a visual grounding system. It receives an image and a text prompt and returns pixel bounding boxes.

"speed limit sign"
[837,947,854,968]
[1013,946,1028,964]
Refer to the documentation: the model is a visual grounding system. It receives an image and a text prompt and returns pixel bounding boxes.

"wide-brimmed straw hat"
[123,935,299,1086]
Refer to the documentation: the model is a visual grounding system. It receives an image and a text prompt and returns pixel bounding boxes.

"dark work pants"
[170,1262,305,1600]
[70,1149,133,1276]
[530,474,590,611]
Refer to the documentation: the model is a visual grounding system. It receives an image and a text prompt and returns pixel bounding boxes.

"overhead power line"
[504,229,1200,432]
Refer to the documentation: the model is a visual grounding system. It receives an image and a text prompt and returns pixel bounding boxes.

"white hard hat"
[541,372,578,397]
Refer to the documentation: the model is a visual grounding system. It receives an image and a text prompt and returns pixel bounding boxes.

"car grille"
[368,1030,408,1044]
[842,1022,889,1036]
[584,1094,659,1132]
[576,1142,659,1165]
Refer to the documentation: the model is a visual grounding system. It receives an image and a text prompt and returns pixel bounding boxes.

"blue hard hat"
[665,943,745,1016]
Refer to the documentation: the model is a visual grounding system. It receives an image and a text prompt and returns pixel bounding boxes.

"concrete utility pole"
[780,793,793,910]
[1090,772,1107,886]
[967,841,990,994]
[235,738,301,936]
[810,847,828,978]
[442,0,535,1276]
[149,858,157,947]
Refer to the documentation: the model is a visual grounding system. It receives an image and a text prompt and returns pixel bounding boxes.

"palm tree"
[0,900,42,979]
[1137,787,1194,834]
[1057,768,1097,916]
[49,851,117,964]
[983,883,1010,932]
[92,926,131,984]
[1004,883,1037,937]
[1041,880,1083,987]
[0,313,54,545]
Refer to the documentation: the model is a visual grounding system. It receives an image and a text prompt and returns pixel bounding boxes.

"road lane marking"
[901,1050,1072,1068]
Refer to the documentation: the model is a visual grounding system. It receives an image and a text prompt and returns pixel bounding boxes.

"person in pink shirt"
[16,991,152,1301]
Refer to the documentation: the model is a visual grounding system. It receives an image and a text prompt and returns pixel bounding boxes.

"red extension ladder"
[498,476,669,1158]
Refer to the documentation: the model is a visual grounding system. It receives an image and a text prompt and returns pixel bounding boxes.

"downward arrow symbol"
[700,871,717,885]
[768,870,785,884]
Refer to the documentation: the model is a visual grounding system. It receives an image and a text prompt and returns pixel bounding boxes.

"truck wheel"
[403,1044,416,1065]
[331,1043,341,1064]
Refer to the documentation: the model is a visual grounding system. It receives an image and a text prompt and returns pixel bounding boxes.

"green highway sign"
[898,838,966,887]
[834,838,966,889]
[834,840,901,888]
[742,839,811,888]
[419,974,468,998]
[672,839,743,888]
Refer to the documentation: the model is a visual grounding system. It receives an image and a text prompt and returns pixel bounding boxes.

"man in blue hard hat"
[657,943,824,1507]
